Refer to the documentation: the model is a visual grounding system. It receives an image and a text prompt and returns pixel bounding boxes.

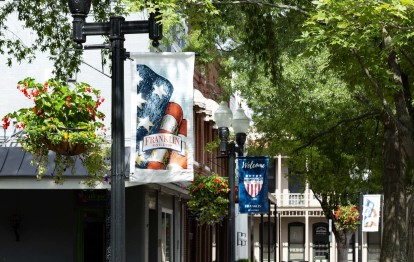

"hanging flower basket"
[185,174,230,225]
[45,139,88,156]
[334,203,360,231]
[44,127,90,156]
[2,77,110,186]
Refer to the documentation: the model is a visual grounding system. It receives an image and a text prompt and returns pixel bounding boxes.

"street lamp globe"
[232,106,249,154]
[214,101,232,128]
[214,101,232,154]
[232,107,249,134]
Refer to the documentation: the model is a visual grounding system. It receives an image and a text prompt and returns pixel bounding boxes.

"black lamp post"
[67,1,162,261]
[214,101,249,262]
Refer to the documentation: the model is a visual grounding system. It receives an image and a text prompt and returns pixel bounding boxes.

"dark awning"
[0,147,130,177]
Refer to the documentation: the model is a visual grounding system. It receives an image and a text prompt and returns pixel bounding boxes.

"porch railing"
[270,192,321,208]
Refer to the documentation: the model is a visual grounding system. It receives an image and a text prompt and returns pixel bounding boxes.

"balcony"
[270,192,322,208]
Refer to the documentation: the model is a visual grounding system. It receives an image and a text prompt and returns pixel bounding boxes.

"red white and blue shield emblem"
[244,176,263,198]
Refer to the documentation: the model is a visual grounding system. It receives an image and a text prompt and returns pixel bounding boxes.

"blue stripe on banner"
[238,156,269,214]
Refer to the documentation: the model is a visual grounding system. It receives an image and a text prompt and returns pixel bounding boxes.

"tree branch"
[209,0,310,16]
[400,47,414,73]
[381,22,414,30]
[353,48,396,121]
[293,110,381,153]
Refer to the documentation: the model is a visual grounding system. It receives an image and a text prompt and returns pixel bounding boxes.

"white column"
[330,229,336,262]
[254,241,261,261]
[282,242,289,261]
[362,232,367,262]
[310,243,314,262]
[278,215,281,262]
[277,154,282,206]
[305,181,310,207]
[305,213,309,261]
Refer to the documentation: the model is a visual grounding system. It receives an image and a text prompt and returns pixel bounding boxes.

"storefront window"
[288,222,305,261]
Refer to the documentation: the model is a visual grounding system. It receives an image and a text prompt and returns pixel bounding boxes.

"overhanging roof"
[0,146,130,177]
[0,147,190,192]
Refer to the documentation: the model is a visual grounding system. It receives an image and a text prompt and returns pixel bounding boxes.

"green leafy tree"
[163,0,414,260]
[234,51,382,260]
[299,2,414,261]
[0,0,118,80]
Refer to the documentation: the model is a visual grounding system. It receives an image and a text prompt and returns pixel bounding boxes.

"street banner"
[238,156,269,214]
[130,53,195,183]
[362,194,381,232]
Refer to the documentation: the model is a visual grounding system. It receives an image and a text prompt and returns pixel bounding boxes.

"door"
[288,222,305,261]
[149,209,158,262]
[77,207,106,262]
[313,223,329,262]
[162,208,173,262]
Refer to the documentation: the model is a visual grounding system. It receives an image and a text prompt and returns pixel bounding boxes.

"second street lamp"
[214,101,249,262]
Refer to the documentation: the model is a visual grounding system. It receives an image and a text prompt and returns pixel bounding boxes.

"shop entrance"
[313,222,329,262]
[76,190,108,262]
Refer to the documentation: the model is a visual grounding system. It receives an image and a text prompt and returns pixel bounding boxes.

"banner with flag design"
[238,156,269,214]
[130,53,195,183]
[362,194,381,232]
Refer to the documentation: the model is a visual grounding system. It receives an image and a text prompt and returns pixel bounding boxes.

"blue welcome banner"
[238,156,269,214]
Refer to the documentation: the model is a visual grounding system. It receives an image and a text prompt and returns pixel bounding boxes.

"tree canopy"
[168,0,414,260]
[0,0,123,79]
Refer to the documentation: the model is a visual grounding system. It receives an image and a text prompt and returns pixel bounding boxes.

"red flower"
[30,89,40,97]
[96,95,105,108]
[15,122,25,129]
[2,117,10,129]
[66,97,72,107]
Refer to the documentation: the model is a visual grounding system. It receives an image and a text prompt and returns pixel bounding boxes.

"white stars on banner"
[137,117,154,132]
[135,71,143,85]
[136,93,147,109]
[153,83,167,98]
